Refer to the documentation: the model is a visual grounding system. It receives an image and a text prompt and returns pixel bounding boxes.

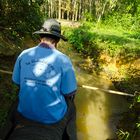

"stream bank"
[59,42,131,140]
[0,40,139,140]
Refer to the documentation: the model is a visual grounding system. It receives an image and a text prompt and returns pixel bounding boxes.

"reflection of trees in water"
[74,62,129,139]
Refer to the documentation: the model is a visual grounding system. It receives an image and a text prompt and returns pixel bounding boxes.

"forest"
[0,0,140,140]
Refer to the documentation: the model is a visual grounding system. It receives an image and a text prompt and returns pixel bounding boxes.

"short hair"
[39,34,60,43]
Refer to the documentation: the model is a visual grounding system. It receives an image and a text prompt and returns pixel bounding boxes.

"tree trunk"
[97,0,108,23]
[92,0,96,19]
[50,0,54,18]
[89,0,92,15]
[75,3,78,21]
[58,0,61,19]
[72,0,76,21]
[78,0,82,20]
[67,10,69,20]
[48,0,51,18]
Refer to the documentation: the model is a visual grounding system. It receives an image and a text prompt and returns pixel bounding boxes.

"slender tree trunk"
[58,0,61,19]
[66,0,70,20]
[48,0,51,18]
[89,0,92,15]
[97,0,108,23]
[50,0,53,17]
[78,0,82,20]
[62,10,64,19]
[67,10,69,20]
[72,0,76,21]
[92,0,96,20]
[55,0,59,18]
[75,3,78,21]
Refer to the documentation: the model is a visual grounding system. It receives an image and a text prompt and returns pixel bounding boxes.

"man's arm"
[64,90,77,101]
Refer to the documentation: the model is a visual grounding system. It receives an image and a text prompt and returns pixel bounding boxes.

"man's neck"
[40,41,56,49]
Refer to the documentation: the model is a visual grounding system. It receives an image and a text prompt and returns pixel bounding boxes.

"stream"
[59,42,130,140]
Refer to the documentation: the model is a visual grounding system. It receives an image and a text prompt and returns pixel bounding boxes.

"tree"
[0,0,43,38]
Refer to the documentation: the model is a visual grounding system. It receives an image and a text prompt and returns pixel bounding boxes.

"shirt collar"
[38,43,55,49]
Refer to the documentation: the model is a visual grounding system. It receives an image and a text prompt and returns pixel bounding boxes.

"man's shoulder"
[22,46,37,53]
[56,50,71,62]
[19,46,37,57]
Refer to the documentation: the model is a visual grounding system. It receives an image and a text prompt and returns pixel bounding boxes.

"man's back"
[10,18,77,140]
[12,43,77,124]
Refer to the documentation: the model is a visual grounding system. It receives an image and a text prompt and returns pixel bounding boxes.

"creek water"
[75,72,129,140]
[59,42,130,140]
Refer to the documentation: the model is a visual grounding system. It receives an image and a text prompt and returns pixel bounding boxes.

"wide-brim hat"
[33,19,67,41]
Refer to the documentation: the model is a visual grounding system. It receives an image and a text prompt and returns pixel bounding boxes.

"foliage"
[0,0,43,43]
[64,21,140,139]
[0,73,18,128]
[65,22,140,58]
[102,12,140,32]
[83,12,95,22]
[116,93,140,140]
[0,110,8,128]
[117,130,131,140]
[0,93,17,128]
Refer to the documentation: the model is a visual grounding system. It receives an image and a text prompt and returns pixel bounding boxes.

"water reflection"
[58,42,129,140]
[75,69,129,140]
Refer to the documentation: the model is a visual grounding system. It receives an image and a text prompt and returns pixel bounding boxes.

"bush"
[102,12,140,32]
[65,22,140,58]
[0,0,43,43]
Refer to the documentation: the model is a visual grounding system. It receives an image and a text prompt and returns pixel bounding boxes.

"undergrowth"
[63,21,140,139]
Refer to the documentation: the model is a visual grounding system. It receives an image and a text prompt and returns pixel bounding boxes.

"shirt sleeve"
[60,57,77,95]
[12,56,21,85]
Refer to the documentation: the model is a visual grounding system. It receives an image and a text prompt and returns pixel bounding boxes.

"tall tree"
[58,0,61,19]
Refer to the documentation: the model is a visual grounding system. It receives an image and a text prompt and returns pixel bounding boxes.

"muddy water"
[58,42,130,140]
[75,72,129,140]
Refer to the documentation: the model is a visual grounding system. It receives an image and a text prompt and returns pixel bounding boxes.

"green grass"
[64,22,140,58]
[63,22,140,139]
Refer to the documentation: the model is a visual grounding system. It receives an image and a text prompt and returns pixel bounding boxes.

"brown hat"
[33,19,67,41]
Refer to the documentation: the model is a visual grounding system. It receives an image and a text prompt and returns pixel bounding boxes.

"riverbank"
[58,42,132,139]
[0,37,139,139]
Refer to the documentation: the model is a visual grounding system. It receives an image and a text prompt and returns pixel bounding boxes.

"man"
[9,19,77,140]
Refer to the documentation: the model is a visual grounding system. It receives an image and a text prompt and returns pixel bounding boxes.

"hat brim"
[33,31,68,41]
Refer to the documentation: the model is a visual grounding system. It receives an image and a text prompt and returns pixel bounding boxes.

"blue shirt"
[12,43,77,124]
